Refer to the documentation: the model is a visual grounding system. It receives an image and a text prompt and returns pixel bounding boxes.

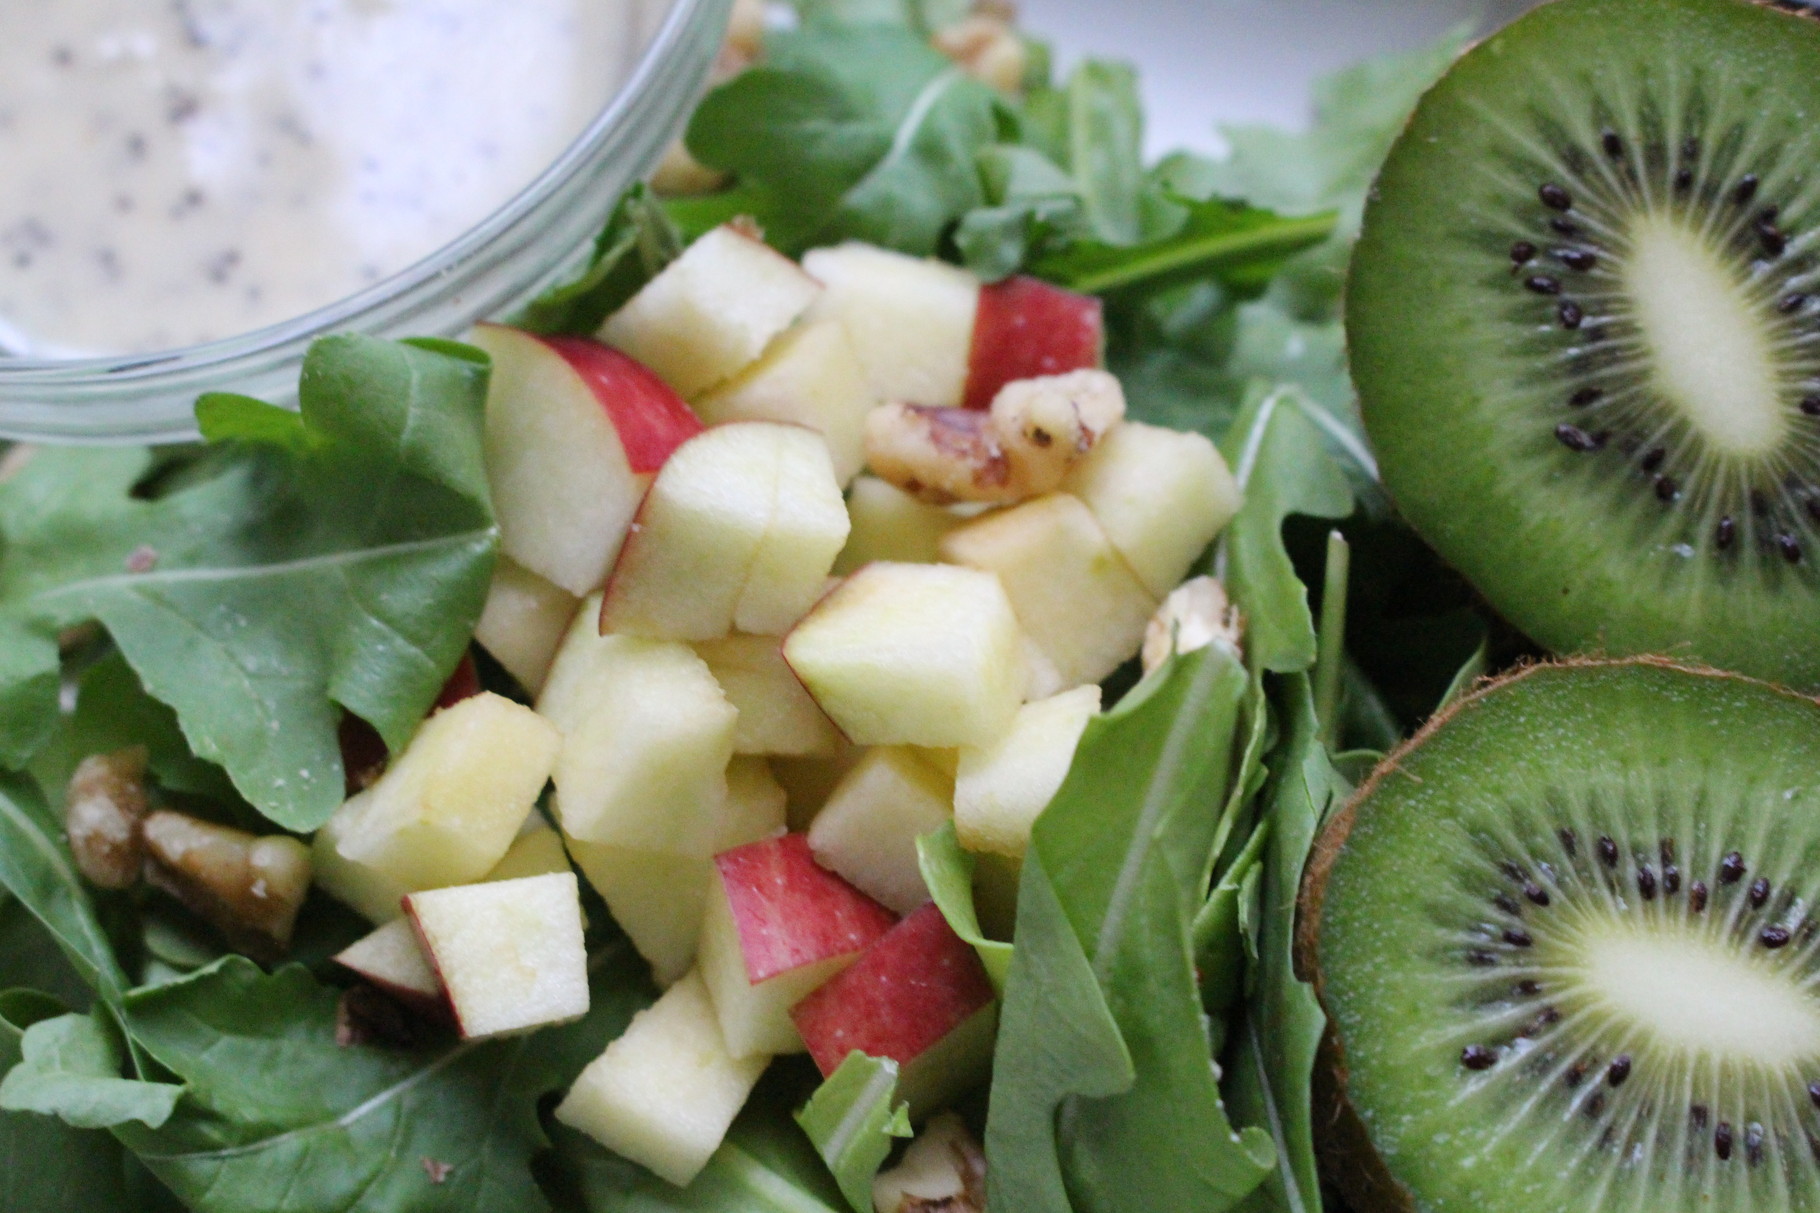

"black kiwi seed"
[1558,301,1584,329]
[1654,476,1679,502]
[1511,240,1538,267]
[1640,447,1666,473]
[1693,1105,1710,1130]
[1466,948,1497,966]
[1780,293,1810,315]
[1691,879,1709,912]
[1503,927,1533,946]
[1602,129,1623,158]
[1556,424,1601,452]
[1515,979,1541,996]
[1555,248,1598,272]
[1461,1045,1498,1070]
[1718,517,1737,548]
[1607,1055,1632,1087]
[1674,167,1695,193]
[1734,173,1760,205]
[1548,217,1581,237]
[1584,1092,1606,1118]
[1597,836,1618,866]
[1559,828,1578,856]
[1716,1123,1734,1162]
[1780,534,1804,564]
[1564,1061,1588,1087]
[1801,395,1820,416]
[1748,1124,1765,1167]
[1750,876,1771,907]
[1763,925,1793,948]
[1807,1081,1820,1109]
[1539,183,1573,210]
[1494,892,1521,915]
[1525,274,1563,296]
[1569,387,1604,407]
[1536,1006,1561,1027]
[1522,881,1549,906]
[1759,224,1789,258]
[1720,851,1746,883]
[1663,863,1680,893]
[1636,864,1657,899]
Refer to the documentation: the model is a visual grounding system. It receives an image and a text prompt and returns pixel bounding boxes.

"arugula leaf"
[1032,200,1334,300]
[794,1052,911,1212]
[514,185,683,337]
[0,1012,183,1129]
[1060,61,1145,246]
[1193,814,1270,1016]
[953,145,1087,281]
[916,824,1012,991]
[0,336,497,830]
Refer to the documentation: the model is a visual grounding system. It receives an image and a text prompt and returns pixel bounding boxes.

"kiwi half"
[1300,658,1820,1212]
[1348,0,1820,686]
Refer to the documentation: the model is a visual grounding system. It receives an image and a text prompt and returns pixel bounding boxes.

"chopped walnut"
[722,0,767,72]
[651,140,732,197]
[1142,576,1244,673]
[933,13,1028,94]
[64,747,151,889]
[873,1113,987,1213]
[141,811,312,963]
[865,370,1125,506]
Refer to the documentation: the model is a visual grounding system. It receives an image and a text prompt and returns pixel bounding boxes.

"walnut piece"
[933,12,1029,93]
[141,810,312,963]
[1142,575,1244,673]
[64,747,151,890]
[873,1113,987,1213]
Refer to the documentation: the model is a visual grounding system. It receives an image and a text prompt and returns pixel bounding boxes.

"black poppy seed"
[1803,396,1820,417]
[1585,1092,1606,1118]
[1467,949,1498,967]
[1510,240,1538,267]
[1558,300,1584,329]
[1504,928,1533,947]
[1550,217,1582,237]
[1556,247,1598,272]
[1598,836,1619,866]
[1524,882,1550,906]
[1602,130,1624,158]
[1721,851,1746,883]
[1764,925,1794,949]
[1717,517,1737,549]
[1461,1045,1498,1071]
[1691,880,1709,913]
[1607,1055,1632,1087]
[1781,293,1811,315]
[1808,1081,1820,1108]
[1526,274,1563,296]
[1674,167,1694,193]
[1540,183,1573,210]
[1640,447,1666,473]
[1516,979,1542,997]
[1570,386,1605,407]
[1556,424,1601,452]
[1692,1104,1710,1129]
[1780,534,1804,564]
[1655,475,1680,502]
[1748,1124,1765,1167]
[1637,864,1657,899]
[1559,828,1578,856]
[1734,174,1760,205]
[1664,863,1681,893]
[1750,876,1772,908]
[1717,1123,1735,1161]
[1761,225,1789,258]
[1494,893,1521,915]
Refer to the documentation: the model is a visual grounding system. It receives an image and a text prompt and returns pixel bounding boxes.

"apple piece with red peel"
[474,557,580,696]
[962,275,1103,410]
[1062,420,1242,598]
[790,902,999,1118]
[695,635,845,757]
[698,833,897,1057]
[694,319,876,486]
[802,243,981,407]
[782,563,1026,749]
[472,324,701,597]
[599,224,823,398]
[404,872,589,1040]
[333,917,447,1019]
[938,493,1157,690]
[954,685,1100,859]
[556,970,769,1187]
[833,477,964,575]
[808,747,954,914]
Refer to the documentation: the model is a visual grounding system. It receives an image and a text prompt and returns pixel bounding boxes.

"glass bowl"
[0,0,732,445]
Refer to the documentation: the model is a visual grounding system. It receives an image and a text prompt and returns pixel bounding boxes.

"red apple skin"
[790,902,997,1076]
[716,833,897,984]
[962,276,1104,410]
[339,653,483,794]
[540,336,703,474]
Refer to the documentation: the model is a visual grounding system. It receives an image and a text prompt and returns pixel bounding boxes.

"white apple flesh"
[333,917,446,1019]
[808,747,954,914]
[801,243,981,407]
[954,685,1100,858]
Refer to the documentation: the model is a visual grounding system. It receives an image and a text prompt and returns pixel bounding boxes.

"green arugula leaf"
[1060,61,1145,246]
[0,336,496,831]
[794,1052,911,1213]
[1031,200,1335,299]
[953,145,1087,281]
[916,824,1012,992]
[0,894,93,1012]
[514,185,683,337]
[1193,814,1270,1017]
[0,1012,183,1129]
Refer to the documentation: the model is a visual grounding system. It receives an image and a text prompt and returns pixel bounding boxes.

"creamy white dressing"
[0,0,646,356]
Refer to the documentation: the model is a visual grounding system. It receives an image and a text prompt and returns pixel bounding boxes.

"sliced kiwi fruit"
[1300,658,1820,1212]
[1348,0,1820,686]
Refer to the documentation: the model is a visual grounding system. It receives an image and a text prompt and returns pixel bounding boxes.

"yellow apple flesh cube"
[808,747,954,913]
[735,429,852,635]
[783,563,1026,749]
[333,917,443,1010]
[334,692,561,890]
[599,224,822,398]
[473,556,580,696]
[485,824,572,883]
[721,757,790,846]
[801,243,980,406]
[695,635,844,756]
[405,873,590,1040]
[1062,421,1242,598]
[955,685,1101,858]
[536,591,612,730]
[555,970,768,1187]
[549,639,736,854]
[833,476,964,574]
[771,747,864,832]
[939,494,1157,690]
[694,319,875,486]
[311,807,411,922]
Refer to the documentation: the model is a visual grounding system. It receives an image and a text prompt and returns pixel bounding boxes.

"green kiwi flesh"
[1348,0,1820,686]
[1302,658,1820,1213]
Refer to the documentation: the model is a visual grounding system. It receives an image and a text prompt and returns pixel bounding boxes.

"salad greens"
[0,4,1485,1211]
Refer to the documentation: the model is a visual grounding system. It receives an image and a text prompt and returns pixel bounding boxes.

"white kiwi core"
[1577,921,1820,1067]
[1623,212,1787,457]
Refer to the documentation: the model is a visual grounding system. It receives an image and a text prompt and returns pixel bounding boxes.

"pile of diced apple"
[309,221,1243,1191]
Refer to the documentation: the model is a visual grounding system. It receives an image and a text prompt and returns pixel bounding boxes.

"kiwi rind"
[1299,656,1820,1213]
[1348,0,1820,687]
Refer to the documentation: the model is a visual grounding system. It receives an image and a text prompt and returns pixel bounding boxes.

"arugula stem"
[1056,211,1337,296]
[1314,529,1351,746]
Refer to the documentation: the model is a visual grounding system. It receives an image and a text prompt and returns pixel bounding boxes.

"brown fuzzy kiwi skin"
[1291,654,1818,1213]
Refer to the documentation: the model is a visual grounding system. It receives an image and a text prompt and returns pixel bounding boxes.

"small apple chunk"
[473,557,580,696]
[405,873,589,1039]
[333,917,446,1018]
[735,428,853,635]
[872,1113,987,1213]
[783,563,1026,749]
[954,686,1099,858]
[808,748,954,914]
[556,970,769,1187]
[332,692,561,890]
[698,833,897,1057]
[1061,420,1242,598]
[599,224,823,398]
[471,324,702,596]
[802,243,981,407]
[963,275,1103,410]
[938,494,1156,690]
[834,477,964,574]
[695,635,844,757]
[694,319,876,486]
[485,823,573,883]
[790,902,998,1118]
[311,812,410,923]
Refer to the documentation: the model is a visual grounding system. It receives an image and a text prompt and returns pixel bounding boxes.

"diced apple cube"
[599,224,822,398]
[721,756,791,846]
[698,834,896,1057]
[963,275,1104,409]
[808,748,953,914]
[834,477,965,574]
[938,494,1156,690]
[485,823,572,882]
[954,686,1099,858]
[694,319,876,486]
[771,746,865,833]
[555,970,769,1187]
[333,693,560,891]
[1061,421,1242,598]
[311,810,411,923]
[473,557,580,696]
[333,917,445,1017]
[535,591,612,730]
[802,244,981,407]
[735,429,853,635]
[783,563,1026,749]
[695,635,844,757]
[405,873,590,1039]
